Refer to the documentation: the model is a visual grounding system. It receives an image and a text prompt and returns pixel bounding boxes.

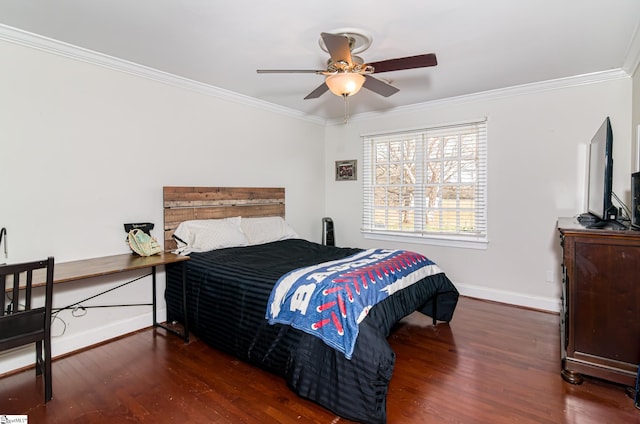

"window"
[362,120,487,248]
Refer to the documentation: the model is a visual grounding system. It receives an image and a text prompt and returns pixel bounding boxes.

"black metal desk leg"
[152,265,158,326]
[152,262,189,343]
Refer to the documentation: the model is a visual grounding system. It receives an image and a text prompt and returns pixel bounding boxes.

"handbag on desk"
[128,229,162,256]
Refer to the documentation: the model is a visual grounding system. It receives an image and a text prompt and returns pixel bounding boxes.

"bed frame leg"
[432,292,438,325]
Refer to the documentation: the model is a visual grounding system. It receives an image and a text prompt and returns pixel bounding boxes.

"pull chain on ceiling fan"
[257,29,438,122]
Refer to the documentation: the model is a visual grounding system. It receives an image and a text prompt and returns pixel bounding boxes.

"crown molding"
[623,20,640,76]
[0,24,326,126]
[329,68,630,125]
[1,24,631,128]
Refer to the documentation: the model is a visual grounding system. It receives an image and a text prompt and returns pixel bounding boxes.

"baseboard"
[455,283,561,313]
[0,308,166,376]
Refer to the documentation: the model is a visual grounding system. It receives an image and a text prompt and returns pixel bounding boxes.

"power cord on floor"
[50,271,153,337]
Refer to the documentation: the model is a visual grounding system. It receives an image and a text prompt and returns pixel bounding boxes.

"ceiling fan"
[256,29,438,101]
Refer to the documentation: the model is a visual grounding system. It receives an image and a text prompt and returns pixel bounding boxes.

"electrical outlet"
[545,270,555,283]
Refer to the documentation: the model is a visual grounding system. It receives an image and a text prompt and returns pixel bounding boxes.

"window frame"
[361,119,488,250]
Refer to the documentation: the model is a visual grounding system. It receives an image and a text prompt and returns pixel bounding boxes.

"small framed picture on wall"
[335,160,357,181]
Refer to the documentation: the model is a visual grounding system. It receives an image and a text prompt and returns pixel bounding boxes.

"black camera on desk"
[124,222,154,235]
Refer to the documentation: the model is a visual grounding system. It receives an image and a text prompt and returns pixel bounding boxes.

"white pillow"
[240,216,298,245]
[173,217,248,254]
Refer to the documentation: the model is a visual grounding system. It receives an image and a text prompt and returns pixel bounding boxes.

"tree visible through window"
[362,120,487,243]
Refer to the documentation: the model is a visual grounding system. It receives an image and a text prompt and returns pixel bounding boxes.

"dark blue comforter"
[166,239,458,424]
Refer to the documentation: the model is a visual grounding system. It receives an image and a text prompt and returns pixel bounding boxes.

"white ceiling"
[1,1,640,121]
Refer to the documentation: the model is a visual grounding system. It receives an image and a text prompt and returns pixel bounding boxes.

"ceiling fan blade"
[368,53,437,74]
[363,75,400,97]
[257,69,323,74]
[304,83,329,99]
[321,32,353,65]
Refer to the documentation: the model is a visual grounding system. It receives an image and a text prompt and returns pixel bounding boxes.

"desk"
[5,252,191,342]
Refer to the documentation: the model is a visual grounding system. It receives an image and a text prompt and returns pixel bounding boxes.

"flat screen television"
[581,117,625,229]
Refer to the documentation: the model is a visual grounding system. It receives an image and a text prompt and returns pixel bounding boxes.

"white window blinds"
[362,120,487,243]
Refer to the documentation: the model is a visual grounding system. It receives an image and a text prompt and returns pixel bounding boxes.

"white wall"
[0,38,326,374]
[324,74,633,312]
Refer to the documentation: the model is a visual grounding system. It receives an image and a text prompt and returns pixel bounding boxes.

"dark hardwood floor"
[1,296,638,423]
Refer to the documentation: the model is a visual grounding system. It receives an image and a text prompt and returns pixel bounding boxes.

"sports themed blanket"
[266,249,442,359]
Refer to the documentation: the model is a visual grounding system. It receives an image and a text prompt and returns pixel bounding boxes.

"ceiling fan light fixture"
[325,73,365,97]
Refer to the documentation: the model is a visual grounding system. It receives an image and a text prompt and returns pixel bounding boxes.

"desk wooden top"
[4,252,189,290]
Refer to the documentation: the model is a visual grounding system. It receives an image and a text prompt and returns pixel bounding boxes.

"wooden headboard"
[163,186,285,251]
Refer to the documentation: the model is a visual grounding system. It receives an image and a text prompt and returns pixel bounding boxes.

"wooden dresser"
[558,217,640,386]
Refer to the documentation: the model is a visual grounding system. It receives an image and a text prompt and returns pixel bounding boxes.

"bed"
[163,187,459,424]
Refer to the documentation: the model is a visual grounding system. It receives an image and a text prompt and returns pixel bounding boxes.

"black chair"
[0,257,54,402]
